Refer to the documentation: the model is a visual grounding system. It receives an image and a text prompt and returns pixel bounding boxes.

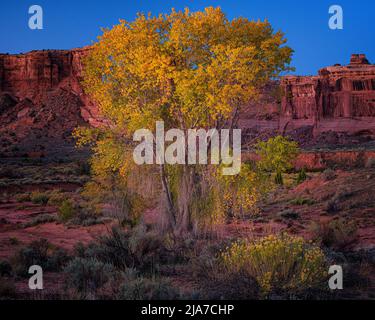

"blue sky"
[1,0,374,75]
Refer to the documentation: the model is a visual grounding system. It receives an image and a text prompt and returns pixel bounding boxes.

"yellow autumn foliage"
[221,234,327,295]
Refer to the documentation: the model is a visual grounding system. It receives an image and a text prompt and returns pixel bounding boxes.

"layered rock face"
[0,50,374,157]
[280,54,375,141]
[239,54,375,147]
[0,48,104,158]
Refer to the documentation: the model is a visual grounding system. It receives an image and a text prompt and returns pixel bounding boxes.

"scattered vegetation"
[30,191,49,205]
[11,239,70,277]
[58,200,75,222]
[22,214,57,228]
[63,257,116,297]
[290,197,315,206]
[326,188,354,213]
[256,136,300,185]
[310,218,358,250]
[221,234,327,297]
[277,209,299,220]
[296,168,307,184]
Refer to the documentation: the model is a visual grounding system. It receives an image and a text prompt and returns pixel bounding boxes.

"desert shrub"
[190,242,260,299]
[128,225,168,271]
[221,234,327,296]
[47,190,68,206]
[12,239,69,276]
[16,193,31,202]
[22,214,57,228]
[322,168,336,181]
[82,226,167,274]
[0,260,12,276]
[71,216,100,227]
[290,197,315,206]
[274,171,283,185]
[277,209,299,219]
[296,168,307,184]
[310,218,358,250]
[326,189,353,213]
[30,191,49,205]
[0,279,17,299]
[64,257,116,295]
[202,270,260,300]
[68,208,98,226]
[58,200,75,222]
[119,274,179,300]
[46,248,70,271]
[256,136,299,186]
[12,239,49,276]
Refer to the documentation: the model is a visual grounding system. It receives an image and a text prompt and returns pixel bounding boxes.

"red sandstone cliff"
[238,54,375,148]
[0,48,105,158]
[281,54,375,138]
[0,50,374,157]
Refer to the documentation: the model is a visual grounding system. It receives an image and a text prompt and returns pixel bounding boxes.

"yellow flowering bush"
[216,163,271,218]
[221,234,327,295]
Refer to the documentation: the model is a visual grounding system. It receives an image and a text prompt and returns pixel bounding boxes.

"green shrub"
[275,172,283,185]
[30,191,49,205]
[12,239,49,276]
[81,226,167,274]
[47,190,68,206]
[58,200,75,222]
[64,257,115,295]
[290,197,315,206]
[296,168,307,184]
[221,234,327,296]
[278,209,299,219]
[310,218,358,250]
[12,239,69,276]
[119,275,179,300]
[23,214,57,228]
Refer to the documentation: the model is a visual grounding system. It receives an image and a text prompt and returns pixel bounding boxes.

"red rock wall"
[280,54,375,136]
[0,50,374,157]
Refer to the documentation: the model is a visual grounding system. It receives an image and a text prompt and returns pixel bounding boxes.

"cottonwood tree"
[77,7,293,235]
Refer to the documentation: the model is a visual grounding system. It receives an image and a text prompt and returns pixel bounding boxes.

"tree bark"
[176,165,195,235]
[159,164,176,230]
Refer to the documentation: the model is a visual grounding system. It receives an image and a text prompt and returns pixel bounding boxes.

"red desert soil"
[0,201,109,260]
[1,169,374,260]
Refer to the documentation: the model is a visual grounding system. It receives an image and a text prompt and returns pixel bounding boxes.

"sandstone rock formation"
[0,50,374,157]
[240,54,375,148]
[280,54,375,140]
[0,48,105,158]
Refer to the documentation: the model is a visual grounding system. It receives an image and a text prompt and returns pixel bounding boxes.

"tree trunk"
[176,165,194,235]
[159,164,176,230]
